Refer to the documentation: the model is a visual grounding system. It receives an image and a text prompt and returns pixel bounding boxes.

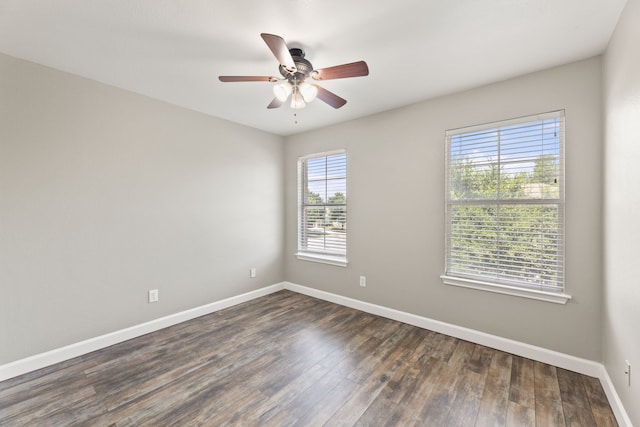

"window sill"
[295,252,349,267]
[440,275,572,304]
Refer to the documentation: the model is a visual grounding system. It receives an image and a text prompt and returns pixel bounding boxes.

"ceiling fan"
[219,33,369,110]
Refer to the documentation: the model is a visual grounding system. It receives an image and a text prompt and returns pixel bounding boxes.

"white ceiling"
[0,0,627,136]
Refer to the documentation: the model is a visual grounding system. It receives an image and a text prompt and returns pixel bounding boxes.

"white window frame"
[295,150,348,267]
[441,111,571,304]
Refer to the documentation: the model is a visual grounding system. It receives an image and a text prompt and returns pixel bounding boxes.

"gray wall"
[0,53,285,364]
[603,0,640,424]
[285,57,603,361]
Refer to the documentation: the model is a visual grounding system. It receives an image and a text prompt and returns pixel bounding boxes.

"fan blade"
[219,76,277,82]
[313,61,369,80]
[261,33,297,73]
[267,98,283,109]
[315,85,347,109]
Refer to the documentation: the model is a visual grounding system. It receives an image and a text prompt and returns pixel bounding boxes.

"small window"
[442,111,570,303]
[296,150,348,267]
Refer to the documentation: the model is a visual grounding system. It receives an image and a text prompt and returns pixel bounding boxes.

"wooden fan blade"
[313,61,369,80]
[267,98,283,109]
[261,33,297,73]
[219,76,276,82]
[315,85,347,109]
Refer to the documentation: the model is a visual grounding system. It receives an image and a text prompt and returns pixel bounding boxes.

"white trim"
[598,366,634,427]
[282,282,631,427]
[445,109,565,135]
[441,275,572,304]
[298,148,346,161]
[294,252,349,267]
[0,283,285,382]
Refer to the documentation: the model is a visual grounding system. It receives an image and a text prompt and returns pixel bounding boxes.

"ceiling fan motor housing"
[280,48,314,81]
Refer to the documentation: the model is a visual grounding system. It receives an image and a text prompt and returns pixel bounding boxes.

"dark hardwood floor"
[0,290,618,426]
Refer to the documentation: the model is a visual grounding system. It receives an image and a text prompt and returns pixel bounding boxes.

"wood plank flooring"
[0,290,618,426]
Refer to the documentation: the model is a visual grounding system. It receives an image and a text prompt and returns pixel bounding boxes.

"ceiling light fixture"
[299,82,318,103]
[275,79,317,109]
[290,88,306,109]
[273,82,292,102]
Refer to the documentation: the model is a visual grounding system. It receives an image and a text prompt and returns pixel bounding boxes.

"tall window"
[442,111,568,303]
[296,150,348,267]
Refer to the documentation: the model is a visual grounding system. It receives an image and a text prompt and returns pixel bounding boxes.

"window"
[442,111,570,304]
[296,150,348,267]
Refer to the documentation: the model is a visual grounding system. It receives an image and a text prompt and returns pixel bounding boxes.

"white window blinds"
[298,151,347,258]
[444,111,565,292]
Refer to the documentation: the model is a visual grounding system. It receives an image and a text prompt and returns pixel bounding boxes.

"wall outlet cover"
[148,289,159,303]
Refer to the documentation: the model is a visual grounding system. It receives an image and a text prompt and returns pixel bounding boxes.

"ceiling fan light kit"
[219,33,369,110]
[299,83,318,103]
[290,91,306,109]
[273,82,292,102]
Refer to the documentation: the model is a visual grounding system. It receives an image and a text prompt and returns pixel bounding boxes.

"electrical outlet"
[359,276,366,287]
[625,360,631,386]
[148,289,159,303]
[250,267,257,278]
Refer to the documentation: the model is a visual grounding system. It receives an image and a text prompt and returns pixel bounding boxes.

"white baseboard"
[1,281,631,427]
[598,366,634,427]
[0,283,285,382]
[282,282,633,427]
